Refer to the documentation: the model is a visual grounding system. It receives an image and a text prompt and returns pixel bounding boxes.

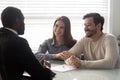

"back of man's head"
[1,7,24,28]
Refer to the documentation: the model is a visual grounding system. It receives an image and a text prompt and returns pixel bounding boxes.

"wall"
[110,0,120,37]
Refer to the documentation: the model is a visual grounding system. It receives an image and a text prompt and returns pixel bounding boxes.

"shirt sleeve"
[68,37,85,56]
[35,40,49,60]
[81,34,119,69]
[16,38,55,80]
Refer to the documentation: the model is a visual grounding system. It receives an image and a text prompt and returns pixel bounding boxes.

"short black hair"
[1,6,24,28]
[83,13,104,31]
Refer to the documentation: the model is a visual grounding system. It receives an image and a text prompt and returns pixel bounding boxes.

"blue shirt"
[35,38,69,60]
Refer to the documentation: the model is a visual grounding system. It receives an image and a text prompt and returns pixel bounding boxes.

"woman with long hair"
[35,16,76,60]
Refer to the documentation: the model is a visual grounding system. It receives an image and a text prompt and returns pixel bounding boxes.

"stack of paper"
[51,64,76,72]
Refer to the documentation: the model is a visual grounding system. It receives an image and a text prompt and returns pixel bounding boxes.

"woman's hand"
[52,51,73,60]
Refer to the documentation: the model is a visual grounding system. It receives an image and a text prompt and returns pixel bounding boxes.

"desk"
[50,60,120,80]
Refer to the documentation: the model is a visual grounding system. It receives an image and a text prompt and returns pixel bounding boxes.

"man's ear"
[14,18,20,27]
[12,18,20,31]
[97,23,102,30]
[15,18,21,26]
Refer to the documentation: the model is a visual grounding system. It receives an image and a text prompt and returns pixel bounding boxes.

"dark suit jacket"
[0,28,55,80]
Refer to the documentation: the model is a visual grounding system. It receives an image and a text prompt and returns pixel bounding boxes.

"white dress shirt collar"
[5,27,18,35]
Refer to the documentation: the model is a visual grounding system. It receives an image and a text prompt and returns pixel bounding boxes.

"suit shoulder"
[14,36,28,45]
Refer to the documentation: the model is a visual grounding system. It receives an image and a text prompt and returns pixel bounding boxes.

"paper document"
[51,64,76,72]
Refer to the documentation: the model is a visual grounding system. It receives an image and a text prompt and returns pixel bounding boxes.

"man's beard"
[85,29,97,37]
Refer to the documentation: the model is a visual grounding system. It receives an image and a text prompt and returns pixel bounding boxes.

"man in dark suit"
[0,7,55,80]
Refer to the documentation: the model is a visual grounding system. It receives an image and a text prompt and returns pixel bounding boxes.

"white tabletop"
[50,60,120,80]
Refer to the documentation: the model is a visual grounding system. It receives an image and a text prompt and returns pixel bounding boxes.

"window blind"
[0,0,109,51]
